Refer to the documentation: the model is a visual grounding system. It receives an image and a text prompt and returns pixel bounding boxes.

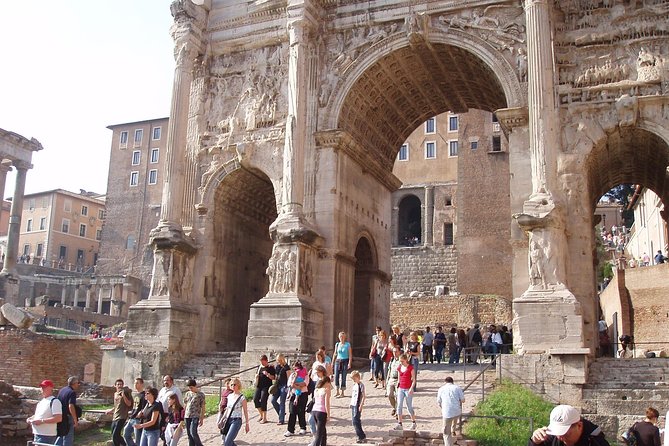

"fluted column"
[72,285,79,308]
[85,285,93,310]
[0,164,11,229]
[2,162,29,274]
[61,285,67,306]
[524,0,558,198]
[97,286,104,314]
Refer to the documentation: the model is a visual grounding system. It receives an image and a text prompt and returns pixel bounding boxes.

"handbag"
[219,393,243,435]
[306,398,315,413]
[269,381,279,396]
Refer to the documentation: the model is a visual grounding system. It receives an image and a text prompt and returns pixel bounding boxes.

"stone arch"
[397,194,422,246]
[204,166,278,351]
[351,234,378,355]
[324,29,524,133]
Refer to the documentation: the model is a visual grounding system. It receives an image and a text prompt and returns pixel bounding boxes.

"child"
[350,371,367,443]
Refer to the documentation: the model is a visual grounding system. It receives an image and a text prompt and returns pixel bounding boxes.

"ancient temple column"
[0,164,10,234]
[424,186,434,246]
[85,285,93,310]
[97,285,104,314]
[72,285,79,308]
[110,284,118,316]
[60,285,67,306]
[2,162,29,274]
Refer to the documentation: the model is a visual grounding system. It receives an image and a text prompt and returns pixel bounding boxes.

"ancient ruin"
[124,0,669,402]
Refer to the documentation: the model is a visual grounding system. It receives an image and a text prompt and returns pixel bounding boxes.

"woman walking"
[311,365,332,446]
[222,378,250,446]
[253,355,275,423]
[164,394,185,446]
[404,332,421,390]
[371,330,389,389]
[332,331,353,398]
[393,354,417,431]
[184,379,205,446]
[136,387,163,446]
[284,361,309,437]
[271,354,290,425]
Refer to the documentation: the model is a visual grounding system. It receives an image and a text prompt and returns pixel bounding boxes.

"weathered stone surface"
[0,303,33,328]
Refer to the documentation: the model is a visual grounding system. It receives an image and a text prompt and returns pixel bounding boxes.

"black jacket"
[528,419,611,446]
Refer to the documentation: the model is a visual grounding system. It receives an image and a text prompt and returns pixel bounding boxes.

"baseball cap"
[39,379,54,388]
[546,405,581,436]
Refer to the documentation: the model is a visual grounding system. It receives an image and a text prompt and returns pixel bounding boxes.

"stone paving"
[181,362,496,446]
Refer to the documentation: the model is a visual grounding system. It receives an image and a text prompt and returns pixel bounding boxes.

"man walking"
[529,404,610,446]
[28,379,63,445]
[437,376,465,446]
[56,376,81,446]
[123,377,146,446]
[422,327,435,364]
[106,379,133,446]
[158,375,183,413]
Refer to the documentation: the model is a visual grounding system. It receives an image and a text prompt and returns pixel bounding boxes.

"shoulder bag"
[218,393,243,435]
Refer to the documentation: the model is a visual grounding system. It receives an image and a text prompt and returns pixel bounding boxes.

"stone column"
[72,285,79,308]
[97,285,104,314]
[85,285,93,310]
[2,162,29,274]
[424,186,434,246]
[0,164,10,227]
[61,285,67,306]
[110,284,118,316]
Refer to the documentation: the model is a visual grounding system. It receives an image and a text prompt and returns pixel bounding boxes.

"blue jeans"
[139,429,159,446]
[435,345,445,363]
[186,418,203,446]
[334,359,349,390]
[312,410,328,446]
[34,434,57,445]
[396,388,415,418]
[351,405,366,440]
[410,356,419,389]
[55,416,74,446]
[223,417,242,446]
[123,418,142,446]
[111,419,127,446]
[271,385,288,423]
[309,410,317,434]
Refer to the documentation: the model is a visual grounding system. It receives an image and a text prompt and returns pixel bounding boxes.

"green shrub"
[205,394,220,417]
[464,381,553,446]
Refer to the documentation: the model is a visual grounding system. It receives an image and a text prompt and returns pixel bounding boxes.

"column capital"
[11,160,32,171]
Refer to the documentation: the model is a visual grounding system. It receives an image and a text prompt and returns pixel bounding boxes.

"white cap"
[546,405,581,436]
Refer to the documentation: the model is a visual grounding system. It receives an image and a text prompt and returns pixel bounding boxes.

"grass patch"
[81,404,113,411]
[464,381,553,446]
[75,425,111,445]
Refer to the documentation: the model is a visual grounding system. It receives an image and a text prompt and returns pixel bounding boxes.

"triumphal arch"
[124,0,669,392]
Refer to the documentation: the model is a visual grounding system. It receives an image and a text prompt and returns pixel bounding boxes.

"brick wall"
[390,295,512,330]
[390,245,457,296]
[0,328,102,387]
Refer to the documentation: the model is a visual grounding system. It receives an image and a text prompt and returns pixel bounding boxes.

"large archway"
[352,236,377,355]
[210,168,277,351]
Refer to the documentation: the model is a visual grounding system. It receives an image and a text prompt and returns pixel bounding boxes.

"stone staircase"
[582,358,669,441]
[175,351,241,394]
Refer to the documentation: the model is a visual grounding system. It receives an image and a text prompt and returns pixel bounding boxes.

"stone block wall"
[390,245,457,296]
[0,328,102,387]
[390,295,512,330]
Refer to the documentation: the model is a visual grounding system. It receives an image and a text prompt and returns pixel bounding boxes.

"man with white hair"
[529,404,610,446]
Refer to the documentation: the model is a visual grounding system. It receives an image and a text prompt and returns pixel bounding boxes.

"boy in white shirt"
[350,371,367,444]
[27,379,63,445]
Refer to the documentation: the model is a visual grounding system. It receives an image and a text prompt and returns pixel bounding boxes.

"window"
[444,223,454,245]
[26,219,33,232]
[132,150,141,165]
[150,148,159,163]
[96,229,102,241]
[98,209,105,219]
[425,117,436,134]
[471,141,478,150]
[449,140,458,157]
[28,199,35,210]
[39,217,46,230]
[61,219,70,233]
[42,197,48,208]
[119,131,128,147]
[23,244,30,256]
[398,195,422,246]
[36,243,43,258]
[130,171,139,186]
[425,141,436,159]
[77,250,84,264]
[59,246,67,260]
[79,223,86,237]
[492,136,502,152]
[64,199,72,212]
[134,129,143,146]
[152,127,161,140]
[445,197,453,206]
[148,169,158,185]
[492,113,498,123]
[398,144,408,161]
[449,116,458,131]
[81,205,88,216]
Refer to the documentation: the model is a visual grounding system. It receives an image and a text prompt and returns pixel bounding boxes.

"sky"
[0,0,175,197]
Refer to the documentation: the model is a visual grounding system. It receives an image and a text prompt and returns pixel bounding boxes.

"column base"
[512,288,584,354]
[124,299,199,384]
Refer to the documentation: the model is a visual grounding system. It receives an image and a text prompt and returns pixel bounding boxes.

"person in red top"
[393,354,417,431]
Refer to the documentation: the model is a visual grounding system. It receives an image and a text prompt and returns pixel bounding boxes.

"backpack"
[49,397,70,437]
[621,422,639,446]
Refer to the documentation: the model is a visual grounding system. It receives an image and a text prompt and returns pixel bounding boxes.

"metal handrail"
[195,359,278,401]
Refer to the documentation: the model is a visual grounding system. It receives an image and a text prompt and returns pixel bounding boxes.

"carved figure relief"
[153,251,171,297]
[266,245,298,294]
[299,248,314,297]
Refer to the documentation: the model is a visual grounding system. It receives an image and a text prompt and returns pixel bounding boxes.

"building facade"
[96,118,169,297]
[18,189,105,271]
[625,187,667,263]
